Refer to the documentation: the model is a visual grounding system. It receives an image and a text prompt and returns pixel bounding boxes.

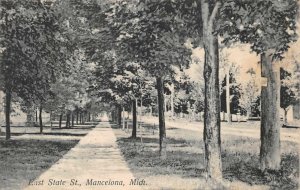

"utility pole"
[226,67,231,123]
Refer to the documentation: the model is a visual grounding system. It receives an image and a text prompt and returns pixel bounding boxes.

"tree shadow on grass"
[51,126,95,130]
[115,128,299,189]
[222,151,299,190]
[0,138,79,190]
[1,130,90,138]
[117,136,206,178]
[118,136,158,143]
[118,136,191,145]
[9,132,87,136]
[221,135,299,189]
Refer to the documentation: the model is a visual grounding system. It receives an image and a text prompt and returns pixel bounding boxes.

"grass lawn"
[0,125,94,190]
[112,123,299,190]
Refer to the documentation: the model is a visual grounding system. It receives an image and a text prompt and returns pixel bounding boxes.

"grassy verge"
[0,124,95,190]
[112,123,299,190]
[0,139,78,190]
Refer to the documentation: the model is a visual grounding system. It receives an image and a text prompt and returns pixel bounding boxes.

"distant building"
[281,100,300,127]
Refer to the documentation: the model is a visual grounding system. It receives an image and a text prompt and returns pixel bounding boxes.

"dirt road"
[141,116,300,144]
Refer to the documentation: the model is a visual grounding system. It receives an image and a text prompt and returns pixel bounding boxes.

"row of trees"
[64,0,298,183]
[66,0,298,183]
[0,0,98,136]
[101,0,298,182]
[106,61,298,124]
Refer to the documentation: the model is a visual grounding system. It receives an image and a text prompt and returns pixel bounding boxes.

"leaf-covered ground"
[112,123,299,190]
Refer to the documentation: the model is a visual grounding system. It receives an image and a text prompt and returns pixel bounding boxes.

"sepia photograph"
[0,0,299,189]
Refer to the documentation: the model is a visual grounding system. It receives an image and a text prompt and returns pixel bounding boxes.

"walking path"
[25,122,140,190]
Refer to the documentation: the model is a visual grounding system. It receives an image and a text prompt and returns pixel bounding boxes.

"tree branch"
[201,0,209,24]
[209,1,221,25]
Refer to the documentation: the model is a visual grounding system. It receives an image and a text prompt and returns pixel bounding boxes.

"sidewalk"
[25,122,140,190]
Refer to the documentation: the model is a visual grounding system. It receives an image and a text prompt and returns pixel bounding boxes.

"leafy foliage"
[0,0,71,105]
[280,68,297,110]
[218,0,298,59]
[239,68,260,116]
[104,0,193,78]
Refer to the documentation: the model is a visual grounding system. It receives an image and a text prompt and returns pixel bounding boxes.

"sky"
[186,19,300,86]
[186,44,260,84]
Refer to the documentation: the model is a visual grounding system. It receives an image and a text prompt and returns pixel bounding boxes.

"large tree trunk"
[226,68,231,123]
[132,99,137,138]
[39,105,43,134]
[201,0,222,182]
[157,77,167,159]
[59,113,63,128]
[5,89,11,140]
[260,50,281,171]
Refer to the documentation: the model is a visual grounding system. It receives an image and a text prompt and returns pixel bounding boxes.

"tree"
[219,0,298,171]
[239,68,260,118]
[45,48,90,128]
[104,0,192,159]
[0,0,70,138]
[91,48,149,137]
[168,72,204,120]
[199,0,223,182]
[56,0,128,127]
